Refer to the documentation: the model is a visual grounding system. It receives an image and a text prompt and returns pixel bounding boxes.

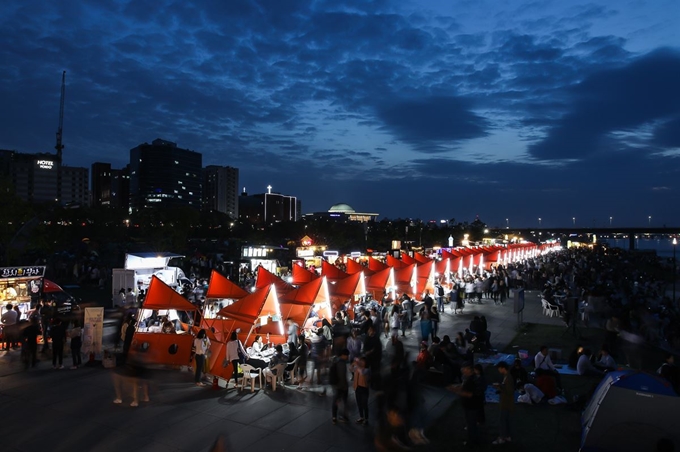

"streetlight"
[572,217,576,226]
[538,217,542,227]
[506,218,509,228]
[673,238,677,305]
[609,216,612,227]
[648,216,652,226]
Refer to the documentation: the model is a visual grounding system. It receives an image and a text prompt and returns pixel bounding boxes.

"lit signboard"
[0,266,46,279]
[35,160,55,170]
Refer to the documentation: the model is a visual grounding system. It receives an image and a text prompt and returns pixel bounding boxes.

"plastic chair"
[265,363,287,391]
[541,298,549,316]
[286,356,300,383]
[546,302,561,318]
[240,364,262,393]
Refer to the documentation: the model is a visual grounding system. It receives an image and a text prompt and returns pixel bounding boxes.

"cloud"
[375,96,489,149]
[529,49,680,160]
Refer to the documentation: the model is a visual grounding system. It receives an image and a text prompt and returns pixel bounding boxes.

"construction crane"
[55,70,66,161]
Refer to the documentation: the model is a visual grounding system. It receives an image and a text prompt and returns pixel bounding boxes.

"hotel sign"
[35,160,55,170]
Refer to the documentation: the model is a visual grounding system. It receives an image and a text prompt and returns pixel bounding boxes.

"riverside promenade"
[0,291,566,452]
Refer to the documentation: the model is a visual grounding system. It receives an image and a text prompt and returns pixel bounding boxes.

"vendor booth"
[203,270,248,321]
[130,276,198,367]
[328,271,366,316]
[112,252,186,303]
[322,260,349,282]
[291,263,319,286]
[0,265,45,317]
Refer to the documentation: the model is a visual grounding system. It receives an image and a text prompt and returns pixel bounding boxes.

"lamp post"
[674,238,677,305]
[538,217,542,227]
[572,217,576,226]
[648,216,651,226]
[609,216,612,227]
[506,218,509,228]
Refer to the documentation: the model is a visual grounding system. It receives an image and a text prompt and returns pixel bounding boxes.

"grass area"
[420,323,607,451]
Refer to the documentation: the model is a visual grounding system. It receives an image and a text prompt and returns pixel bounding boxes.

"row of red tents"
[130,242,557,381]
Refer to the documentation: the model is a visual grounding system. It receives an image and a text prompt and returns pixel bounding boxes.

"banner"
[83,307,104,360]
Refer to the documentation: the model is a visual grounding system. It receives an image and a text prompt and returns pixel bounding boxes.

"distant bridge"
[487,227,679,250]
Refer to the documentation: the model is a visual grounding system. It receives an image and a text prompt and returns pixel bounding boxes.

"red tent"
[43,279,65,293]
[217,285,280,325]
[291,263,318,285]
[142,276,198,311]
[415,261,435,299]
[366,267,395,298]
[329,272,365,301]
[394,263,416,297]
[280,277,331,325]
[322,260,349,281]
[435,258,449,277]
[441,249,458,261]
[386,255,408,268]
[346,259,373,276]
[413,252,431,264]
[255,266,293,294]
[401,253,416,265]
[368,256,388,272]
[206,270,248,299]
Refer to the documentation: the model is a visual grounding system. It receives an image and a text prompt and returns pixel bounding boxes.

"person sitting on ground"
[534,345,562,388]
[595,347,616,372]
[510,358,529,386]
[657,353,679,393]
[568,344,584,370]
[577,348,604,377]
[415,341,432,371]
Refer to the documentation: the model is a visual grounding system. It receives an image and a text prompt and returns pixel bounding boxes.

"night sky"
[1,1,679,227]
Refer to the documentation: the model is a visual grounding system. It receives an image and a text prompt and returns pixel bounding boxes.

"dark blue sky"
[1,0,679,227]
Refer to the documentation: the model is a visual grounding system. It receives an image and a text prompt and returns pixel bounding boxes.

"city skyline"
[1,1,679,226]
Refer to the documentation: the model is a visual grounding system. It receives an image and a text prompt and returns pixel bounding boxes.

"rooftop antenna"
[55,71,66,161]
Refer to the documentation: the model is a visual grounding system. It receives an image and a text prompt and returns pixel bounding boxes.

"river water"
[601,238,677,259]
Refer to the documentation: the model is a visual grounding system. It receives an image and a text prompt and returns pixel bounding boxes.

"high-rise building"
[60,166,89,207]
[239,186,301,226]
[203,165,239,218]
[0,150,61,203]
[129,139,202,211]
[92,162,129,210]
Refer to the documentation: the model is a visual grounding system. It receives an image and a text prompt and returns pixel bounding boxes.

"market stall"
[0,265,44,316]
[321,260,349,282]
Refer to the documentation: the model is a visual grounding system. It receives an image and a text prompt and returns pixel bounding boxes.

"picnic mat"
[555,365,579,375]
[475,353,515,366]
[484,385,520,404]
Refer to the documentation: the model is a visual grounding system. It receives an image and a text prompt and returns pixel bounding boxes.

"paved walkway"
[0,291,565,452]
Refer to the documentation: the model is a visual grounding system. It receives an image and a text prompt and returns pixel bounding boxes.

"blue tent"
[581,370,679,452]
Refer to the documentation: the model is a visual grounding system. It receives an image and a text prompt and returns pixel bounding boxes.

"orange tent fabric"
[129,332,194,367]
[394,264,416,297]
[281,277,325,305]
[415,261,435,298]
[413,252,431,264]
[206,269,248,299]
[217,286,279,324]
[329,272,365,300]
[401,253,416,265]
[255,266,293,294]
[435,258,449,276]
[347,259,374,276]
[322,260,349,281]
[368,257,388,272]
[366,267,394,291]
[292,263,318,285]
[386,255,408,268]
[142,276,198,311]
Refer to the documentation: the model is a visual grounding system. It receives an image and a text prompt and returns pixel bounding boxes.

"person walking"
[419,302,432,343]
[40,300,53,352]
[22,317,40,369]
[193,329,211,386]
[352,356,371,425]
[121,314,136,364]
[69,320,83,369]
[330,349,350,424]
[449,363,483,447]
[50,318,67,369]
[435,283,445,313]
[492,361,515,445]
